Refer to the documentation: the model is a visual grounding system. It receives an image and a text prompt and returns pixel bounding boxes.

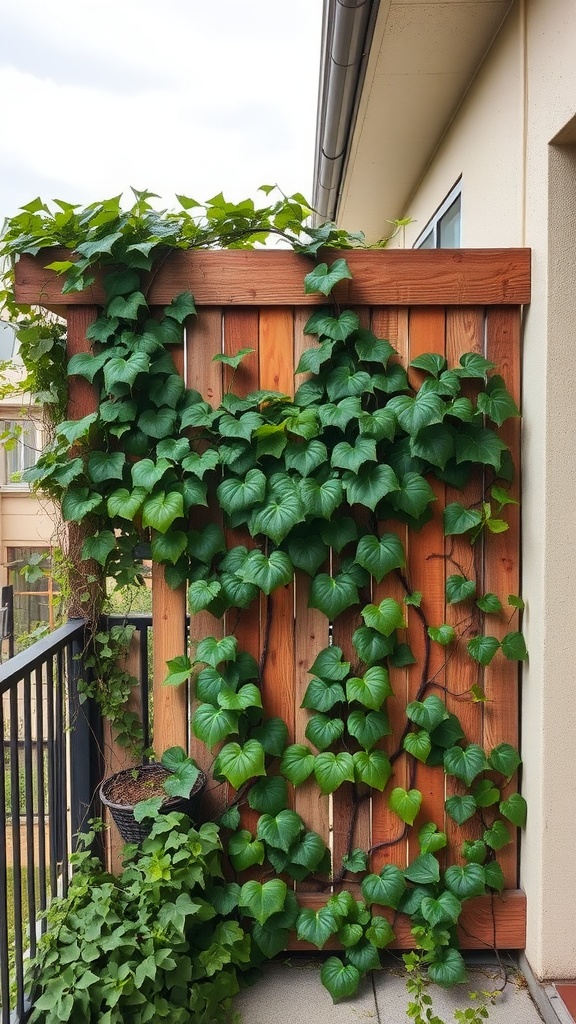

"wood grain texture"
[151,565,187,753]
[16,248,531,310]
[103,632,143,872]
[483,307,521,888]
[289,890,526,950]
[444,308,486,862]
[405,308,447,862]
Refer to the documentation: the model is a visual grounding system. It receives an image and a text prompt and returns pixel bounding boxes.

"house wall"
[397,0,576,981]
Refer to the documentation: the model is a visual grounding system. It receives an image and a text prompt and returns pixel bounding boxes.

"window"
[0,418,42,484]
[414,181,462,249]
[7,547,63,645]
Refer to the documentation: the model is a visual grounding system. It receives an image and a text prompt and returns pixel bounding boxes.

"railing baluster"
[23,672,36,961]
[35,664,47,931]
[9,684,24,1021]
[0,700,9,1024]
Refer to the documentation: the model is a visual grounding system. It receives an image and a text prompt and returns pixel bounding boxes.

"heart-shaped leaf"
[388,787,422,825]
[228,830,265,871]
[192,704,239,750]
[279,744,315,786]
[418,823,447,855]
[305,714,345,752]
[347,709,390,750]
[213,740,266,789]
[444,864,485,899]
[499,793,527,827]
[257,809,304,853]
[406,696,448,733]
[301,678,346,713]
[309,572,360,619]
[346,666,393,711]
[239,879,287,925]
[296,906,340,947]
[404,853,440,885]
[362,598,405,636]
[352,750,391,791]
[313,752,355,794]
[361,865,406,909]
[443,744,487,787]
[445,795,477,825]
[247,776,288,816]
[354,533,405,582]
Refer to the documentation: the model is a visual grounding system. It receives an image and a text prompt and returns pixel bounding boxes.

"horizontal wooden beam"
[14,247,531,311]
[288,889,526,951]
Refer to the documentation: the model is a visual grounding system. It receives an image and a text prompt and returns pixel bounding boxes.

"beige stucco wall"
[394,0,576,981]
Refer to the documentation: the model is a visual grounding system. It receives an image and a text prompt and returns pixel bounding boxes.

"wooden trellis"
[16,247,530,948]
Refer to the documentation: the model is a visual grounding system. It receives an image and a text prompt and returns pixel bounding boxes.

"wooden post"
[152,563,187,754]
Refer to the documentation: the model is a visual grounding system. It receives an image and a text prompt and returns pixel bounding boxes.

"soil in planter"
[106,770,170,806]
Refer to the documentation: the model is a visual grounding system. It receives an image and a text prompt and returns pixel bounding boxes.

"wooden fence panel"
[17,250,528,949]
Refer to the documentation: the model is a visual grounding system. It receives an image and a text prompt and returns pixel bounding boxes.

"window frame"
[413,179,462,250]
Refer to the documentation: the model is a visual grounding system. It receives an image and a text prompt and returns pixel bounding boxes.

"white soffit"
[338,0,513,239]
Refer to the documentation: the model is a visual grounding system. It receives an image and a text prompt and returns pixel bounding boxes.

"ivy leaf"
[196,635,237,667]
[342,849,368,874]
[354,533,405,583]
[305,714,345,752]
[279,745,316,786]
[56,412,98,444]
[338,923,364,948]
[240,549,293,595]
[467,635,500,665]
[345,940,381,973]
[484,862,505,892]
[151,531,189,565]
[444,863,486,899]
[212,740,266,788]
[331,438,377,475]
[248,776,289,816]
[284,439,328,477]
[501,631,528,660]
[313,752,355,794]
[343,464,399,510]
[406,696,448,732]
[472,779,500,807]
[410,352,447,377]
[301,678,346,713]
[290,831,329,871]
[488,743,521,779]
[217,469,266,515]
[318,396,362,431]
[404,854,440,885]
[445,795,477,825]
[61,487,102,522]
[457,352,496,380]
[131,458,172,490]
[296,906,340,947]
[403,730,432,764]
[218,683,262,711]
[388,787,423,825]
[443,744,487,787]
[228,831,265,871]
[160,290,196,323]
[352,749,392,791]
[362,598,405,636]
[346,666,393,711]
[308,646,350,680]
[476,592,503,614]
[239,879,287,925]
[418,823,447,855]
[320,958,361,1003]
[388,392,445,435]
[392,472,437,519]
[300,476,343,519]
[257,810,304,852]
[477,375,520,425]
[81,531,117,566]
[304,258,352,296]
[309,572,360,619]
[500,792,527,827]
[287,533,328,575]
[428,948,467,987]
[443,503,483,536]
[427,624,456,646]
[351,627,394,666]
[141,490,184,532]
[446,575,477,604]
[249,477,305,544]
[484,820,511,851]
[218,411,264,440]
[347,709,390,750]
[192,704,238,750]
[358,407,397,441]
[455,425,508,471]
[462,840,487,864]
[355,331,395,364]
[361,865,406,909]
[138,407,177,439]
[430,713,465,749]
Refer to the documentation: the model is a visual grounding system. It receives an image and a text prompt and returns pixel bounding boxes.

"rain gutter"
[312,0,380,224]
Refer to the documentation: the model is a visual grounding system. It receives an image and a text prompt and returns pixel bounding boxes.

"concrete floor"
[234,954,548,1024]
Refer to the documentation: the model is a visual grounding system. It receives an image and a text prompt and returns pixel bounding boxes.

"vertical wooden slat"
[405,308,447,864]
[152,566,187,752]
[258,309,296,741]
[185,309,225,816]
[293,308,330,886]
[444,308,485,862]
[370,308,411,874]
[104,632,143,870]
[483,307,521,888]
[66,306,103,619]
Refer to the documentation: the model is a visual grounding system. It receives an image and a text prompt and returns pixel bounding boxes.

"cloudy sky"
[0,0,323,225]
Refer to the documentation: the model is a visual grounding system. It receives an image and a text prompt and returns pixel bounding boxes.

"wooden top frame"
[14,247,531,311]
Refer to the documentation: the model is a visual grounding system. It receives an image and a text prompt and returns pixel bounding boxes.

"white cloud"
[0,0,322,221]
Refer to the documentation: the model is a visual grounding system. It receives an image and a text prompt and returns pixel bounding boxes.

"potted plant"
[99,746,207,843]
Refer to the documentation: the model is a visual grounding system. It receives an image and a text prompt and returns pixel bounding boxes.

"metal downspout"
[312,0,378,224]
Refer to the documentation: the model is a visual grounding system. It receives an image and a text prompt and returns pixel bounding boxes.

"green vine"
[0,189,526,1018]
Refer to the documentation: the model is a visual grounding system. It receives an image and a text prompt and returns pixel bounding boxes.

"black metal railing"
[0,620,103,1024]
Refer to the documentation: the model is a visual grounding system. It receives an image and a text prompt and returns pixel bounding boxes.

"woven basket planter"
[99,762,207,844]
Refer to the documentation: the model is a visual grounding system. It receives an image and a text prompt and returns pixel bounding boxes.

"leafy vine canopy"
[1,187,527,1005]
